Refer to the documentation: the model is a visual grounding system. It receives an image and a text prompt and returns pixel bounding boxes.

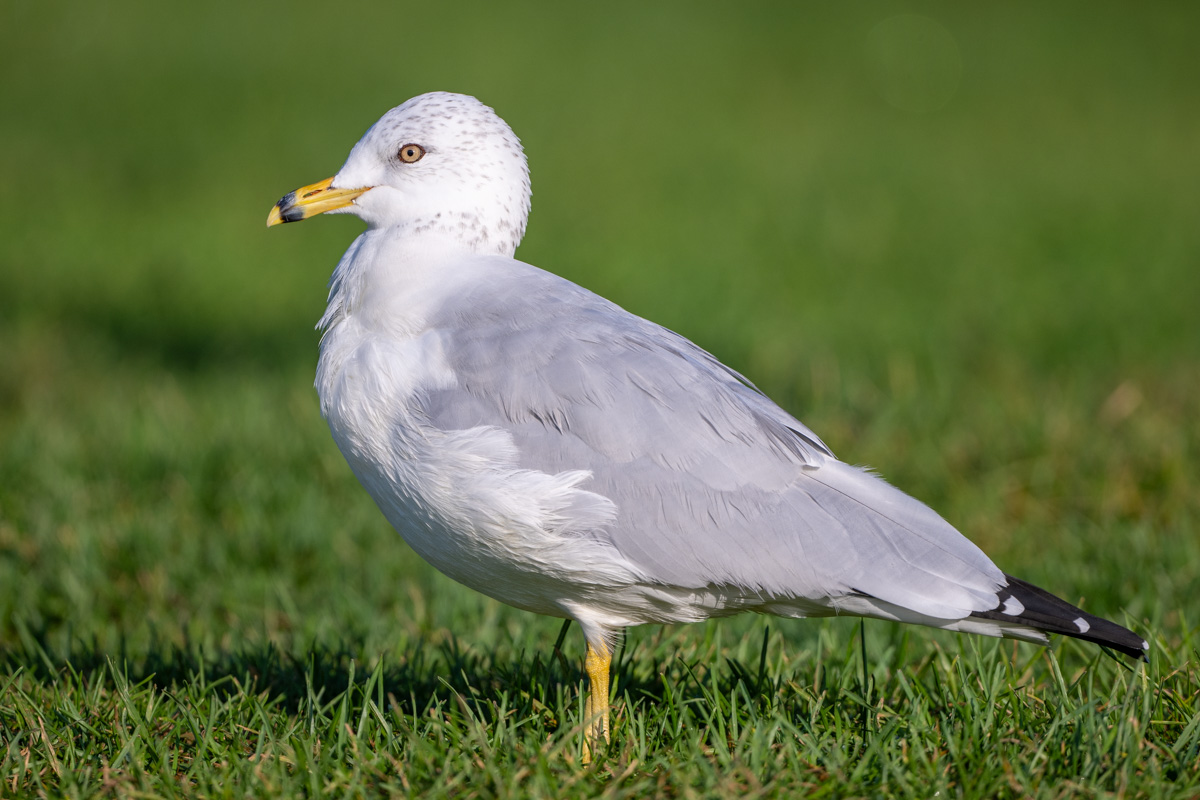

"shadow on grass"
[2,620,858,741]
[3,620,784,734]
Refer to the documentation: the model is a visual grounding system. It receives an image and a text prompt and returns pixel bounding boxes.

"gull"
[267,91,1147,758]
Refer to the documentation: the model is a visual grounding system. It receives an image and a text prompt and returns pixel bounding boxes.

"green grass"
[2,1,1199,797]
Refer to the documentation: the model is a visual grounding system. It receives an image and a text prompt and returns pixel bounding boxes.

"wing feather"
[418,259,1003,618]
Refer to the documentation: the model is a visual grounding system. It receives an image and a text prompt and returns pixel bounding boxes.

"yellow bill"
[267,177,370,227]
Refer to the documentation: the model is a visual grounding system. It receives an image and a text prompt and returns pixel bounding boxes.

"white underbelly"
[316,322,640,616]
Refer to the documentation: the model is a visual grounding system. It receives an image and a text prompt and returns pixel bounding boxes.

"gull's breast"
[315,316,640,616]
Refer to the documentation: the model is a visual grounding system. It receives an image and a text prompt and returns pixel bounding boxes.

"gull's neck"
[319,227,503,340]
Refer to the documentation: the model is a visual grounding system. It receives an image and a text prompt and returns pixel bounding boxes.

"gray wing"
[419,259,1004,619]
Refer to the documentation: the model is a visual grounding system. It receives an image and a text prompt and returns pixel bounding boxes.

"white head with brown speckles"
[271,92,531,257]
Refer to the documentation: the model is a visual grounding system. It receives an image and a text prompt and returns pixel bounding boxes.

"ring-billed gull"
[267,91,1147,758]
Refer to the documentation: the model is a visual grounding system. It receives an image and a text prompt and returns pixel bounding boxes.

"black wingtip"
[971,574,1148,661]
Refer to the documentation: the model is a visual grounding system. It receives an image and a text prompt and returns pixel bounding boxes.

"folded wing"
[417,258,1008,622]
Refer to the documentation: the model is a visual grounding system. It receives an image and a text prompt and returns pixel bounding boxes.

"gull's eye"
[398,144,426,163]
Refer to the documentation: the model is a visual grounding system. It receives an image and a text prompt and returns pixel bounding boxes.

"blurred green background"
[1,0,1197,669]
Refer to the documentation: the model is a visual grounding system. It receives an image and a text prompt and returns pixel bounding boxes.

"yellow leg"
[582,640,612,763]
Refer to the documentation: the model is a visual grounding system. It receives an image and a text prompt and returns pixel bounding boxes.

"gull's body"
[269,92,1147,756]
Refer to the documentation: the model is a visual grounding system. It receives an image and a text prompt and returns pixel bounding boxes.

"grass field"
[2,1,1199,797]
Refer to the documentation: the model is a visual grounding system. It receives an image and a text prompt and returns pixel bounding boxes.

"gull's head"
[268,92,531,257]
